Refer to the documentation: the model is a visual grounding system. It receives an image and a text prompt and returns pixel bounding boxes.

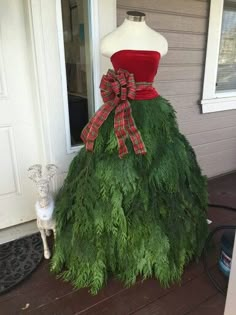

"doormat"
[0,233,43,294]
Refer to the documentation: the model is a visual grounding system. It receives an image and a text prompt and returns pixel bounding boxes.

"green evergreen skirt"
[51,96,208,294]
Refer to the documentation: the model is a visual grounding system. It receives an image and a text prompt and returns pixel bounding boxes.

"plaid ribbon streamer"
[81,68,148,158]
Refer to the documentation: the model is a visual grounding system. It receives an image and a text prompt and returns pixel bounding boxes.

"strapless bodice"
[110,50,160,100]
[111,50,160,82]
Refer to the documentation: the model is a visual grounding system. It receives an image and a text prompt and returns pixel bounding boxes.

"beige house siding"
[117,0,236,178]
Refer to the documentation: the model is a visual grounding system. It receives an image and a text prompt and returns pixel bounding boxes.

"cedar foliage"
[51,97,208,294]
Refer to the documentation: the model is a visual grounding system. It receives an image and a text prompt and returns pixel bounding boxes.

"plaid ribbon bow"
[81,69,147,158]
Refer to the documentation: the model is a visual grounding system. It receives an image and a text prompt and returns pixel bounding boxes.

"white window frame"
[201,0,236,113]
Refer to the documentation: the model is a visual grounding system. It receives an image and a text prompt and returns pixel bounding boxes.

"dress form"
[53,10,209,296]
[101,11,168,58]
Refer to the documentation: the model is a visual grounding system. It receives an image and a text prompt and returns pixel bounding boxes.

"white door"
[0,0,43,229]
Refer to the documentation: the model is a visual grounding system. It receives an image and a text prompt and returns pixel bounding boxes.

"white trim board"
[202,97,236,113]
[26,0,55,166]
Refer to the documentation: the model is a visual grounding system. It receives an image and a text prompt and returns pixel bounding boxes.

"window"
[61,0,94,147]
[216,1,236,92]
[201,0,236,113]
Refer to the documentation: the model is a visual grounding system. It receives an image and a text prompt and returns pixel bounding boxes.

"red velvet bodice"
[111,50,161,100]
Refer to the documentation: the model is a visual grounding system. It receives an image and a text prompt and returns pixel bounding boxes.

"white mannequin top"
[101,12,168,58]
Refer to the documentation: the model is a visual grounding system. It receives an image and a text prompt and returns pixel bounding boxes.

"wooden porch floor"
[1,172,236,315]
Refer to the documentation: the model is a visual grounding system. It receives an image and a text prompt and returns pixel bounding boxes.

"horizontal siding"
[187,126,236,146]
[198,150,236,178]
[161,50,205,65]
[157,65,203,81]
[166,94,202,108]
[117,0,209,17]
[161,31,206,50]
[156,80,202,97]
[195,138,236,157]
[117,0,236,177]
[176,107,236,124]
[117,8,207,34]
[180,114,236,135]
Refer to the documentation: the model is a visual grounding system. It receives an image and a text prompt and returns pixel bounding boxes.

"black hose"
[208,203,236,212]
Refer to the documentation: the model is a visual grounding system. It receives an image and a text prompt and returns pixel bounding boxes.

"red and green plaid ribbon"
[81,68,148,158]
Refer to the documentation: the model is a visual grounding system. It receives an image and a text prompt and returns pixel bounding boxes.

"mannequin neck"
[126,11,146,22]
[120,18,149,31]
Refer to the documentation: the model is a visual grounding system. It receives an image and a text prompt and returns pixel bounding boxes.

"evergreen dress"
[52,50,208,294]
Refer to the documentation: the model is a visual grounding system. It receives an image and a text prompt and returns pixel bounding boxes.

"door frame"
[26,0,116,190]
